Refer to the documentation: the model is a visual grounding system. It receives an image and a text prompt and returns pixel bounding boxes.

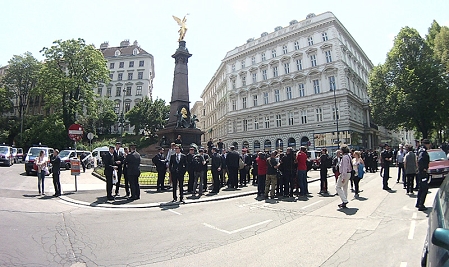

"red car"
[427,149,449,181]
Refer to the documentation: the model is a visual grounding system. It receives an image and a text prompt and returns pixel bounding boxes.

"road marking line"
[400,262,407,267]
[301,200,323,209]
[203,219,272,235]
[168,209,182,215]
[408,212,417,240]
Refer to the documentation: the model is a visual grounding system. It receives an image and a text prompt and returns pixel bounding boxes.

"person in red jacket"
[296,146,309,197]
[256,152,268,196]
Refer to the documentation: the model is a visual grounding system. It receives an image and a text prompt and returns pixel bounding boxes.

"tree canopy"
[126,97,169,137]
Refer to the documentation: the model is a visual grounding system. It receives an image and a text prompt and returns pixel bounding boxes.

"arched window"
[242,141,249,150]
[232,142,238,150]
[264,140,272,151]
[275,139,284,151]
[288,138,296,149]
[253,140,261,151]
[300,136,310,148]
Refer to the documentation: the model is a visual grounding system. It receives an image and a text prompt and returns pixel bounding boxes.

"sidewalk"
[57,168,322,209]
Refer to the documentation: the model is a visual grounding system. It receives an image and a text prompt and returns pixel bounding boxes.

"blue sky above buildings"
[1,0,448,103]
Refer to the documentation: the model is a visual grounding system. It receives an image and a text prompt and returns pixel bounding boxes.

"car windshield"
[28,148,47,156]
[428,150,447,162]
[12,148,17,153]
[17,148,23,154]
[59,151,72,158]
[0,147,8,154]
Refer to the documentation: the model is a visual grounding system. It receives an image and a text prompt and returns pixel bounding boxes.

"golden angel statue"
[172,15,188,41]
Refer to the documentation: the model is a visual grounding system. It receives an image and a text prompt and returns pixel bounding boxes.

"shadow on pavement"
[354,196,368,201]
[338,207,359,215]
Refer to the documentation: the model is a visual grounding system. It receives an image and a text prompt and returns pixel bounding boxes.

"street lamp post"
[333,86,340,147]
[119,88,126,143]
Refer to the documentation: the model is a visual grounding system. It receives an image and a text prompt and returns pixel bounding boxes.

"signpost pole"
[68,124,83,193]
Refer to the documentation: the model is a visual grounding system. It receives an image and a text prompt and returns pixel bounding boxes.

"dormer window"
[133,48,139,55]
[115,50,121,56]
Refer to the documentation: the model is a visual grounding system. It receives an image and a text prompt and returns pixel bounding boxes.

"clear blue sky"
[1,0,448,104]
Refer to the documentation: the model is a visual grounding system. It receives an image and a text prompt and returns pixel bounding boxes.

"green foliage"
[368,26,449,138]
[126,97,169,136]
[37,39,110,138]
[0,87,13,114]
[77,98,117,135]
[426,20,441,48]
[434,26,449,73]
[21,114,67,149]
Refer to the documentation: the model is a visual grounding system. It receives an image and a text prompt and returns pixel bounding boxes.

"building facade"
[98,40,155,134]
[200,12,385,152]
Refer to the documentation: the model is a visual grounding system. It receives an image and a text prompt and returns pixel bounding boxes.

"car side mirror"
[432,228,449,251]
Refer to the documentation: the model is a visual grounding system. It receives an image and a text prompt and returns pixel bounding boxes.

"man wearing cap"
[152,147,167,192]
[113,141,125,196]
[239,148,251,186]
[226,146,240,189]
[210,147,222,193]
[126,143,141,200]
[50,149,61,197]
[416,139,431,211]
[381,144,393,190]
[396,144,406,187]
[102,145,116,201]
[169,145,187,203]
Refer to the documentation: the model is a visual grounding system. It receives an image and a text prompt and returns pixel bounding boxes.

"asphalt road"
[0,163,438,267]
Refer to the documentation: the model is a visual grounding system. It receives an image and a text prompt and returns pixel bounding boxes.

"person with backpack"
[352,151,365,198]
[319,148,330,194]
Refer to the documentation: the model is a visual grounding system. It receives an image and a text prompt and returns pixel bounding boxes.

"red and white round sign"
[68,124,84,141]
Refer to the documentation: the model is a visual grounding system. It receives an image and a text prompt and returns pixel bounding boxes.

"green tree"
[426,20,441,48]
[126,97,169,136]
[368,26,449,138]
[0,87,13,114]
[78,98,117,135]
[38,39,109,137]
[21,114,67,149]
[434,26,449,72]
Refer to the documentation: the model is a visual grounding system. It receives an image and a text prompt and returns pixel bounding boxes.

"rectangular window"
[262,69,267,80]
[274,89,280,102]
[253,95,258,106]
[296,59,302,70]
[109,63,115,69]
[109,73,113,80]
[126,86,132,96]
[128,73,133,80]
[243,119,248,132]
[118,73,123,81]
[129,61,134,68]
[114,102,120,114]
[138,72,143,79]
[288,112,294,125]
[310,55,317,67]
[252,73,257,83]
[242,76,246,86]
[273,66,278,77]
[308,36,314,46]
[298,83,305,97]
[125,102,131,112]
[276,114,282,127]
[241,61,245,69]
[139,60,144,67]
[325,51,332,63]
[313,79,320,94]
[322,32,328,41]
[232,64,235,71]
[97,88,102,96]
[271,49,276,58]
[263,92,269,104]
[301,110,307,124]
[254,118,259,130]
[284,63,290,74]
[107,88,112,97]
[265,116,270,129]
[251,56,256,64]
[261,53,266,61]
[136,86,142,95]
[294,41,300,50]
[286,86,292,99]
[329,76,336,91]
[332,106,340,120]
[116,87,121,96]
[119,62,124,68]
[242,97,247,109]
[232,100,236,111]
[316,108,323,122]
[282,45,288,54]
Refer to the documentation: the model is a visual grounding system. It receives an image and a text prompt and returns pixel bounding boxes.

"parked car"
[0,146,14,166]
[16,148,24,162]
[59,150,94,170]
[24,146,54,175]
[421,174,449,266]
[428,149,449,182]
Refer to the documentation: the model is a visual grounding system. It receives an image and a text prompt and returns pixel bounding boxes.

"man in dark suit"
[113,141,125,196]
[186,147,196,193]
[50,149,61,197]
[210,147,222,193]
[239,148,251,186]
[126,143,141,200]
[152,147,167,192]
[169,145,187,203]
[102,146,116,200]
[200,148,209,191]
[226,146,240,189]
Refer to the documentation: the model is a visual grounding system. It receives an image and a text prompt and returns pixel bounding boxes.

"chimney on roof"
[120,39,130,47]
[133,40,138,46]
[100,41,109,49]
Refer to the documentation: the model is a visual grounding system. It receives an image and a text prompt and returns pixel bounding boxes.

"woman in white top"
[336,145,352,208]
[35,150,48,195]
[352,151,364,198]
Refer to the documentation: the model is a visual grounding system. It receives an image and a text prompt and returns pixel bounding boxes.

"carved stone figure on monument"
[189,114,199,128]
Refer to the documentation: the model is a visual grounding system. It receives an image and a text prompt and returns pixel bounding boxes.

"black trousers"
[187,170,194,192]
[319,168,328,192]
[282,170,294,196]
[129,174,140,199]
[406,173,415,193]
[172,171,185,201]
[202,168,208,190]
[124,172,130,196]
[211,170,220,193]
[218,169,225,187]
[157,170,166,191]
[239,168,248,185]
[52,172,61,195]
[397,163,405,183]
[115,168,122,194]
[353,176,361,194]
[105,174,113,198]
[416,172,429,207]
[228,167,238,188]
[383,166,390,189]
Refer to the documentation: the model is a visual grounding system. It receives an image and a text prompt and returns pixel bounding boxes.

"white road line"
[408,212,417,240]
[203,219,273,235]
[400,262,407,267]
[168,209,182,215]
[301,200,323,209]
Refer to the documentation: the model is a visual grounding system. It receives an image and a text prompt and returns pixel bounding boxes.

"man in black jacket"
[126,143,141,200]
[280,147,296,197]
[186,147,196,193]
[102,146,116,200]
[381,144,393,190]
[416,139,431,211]
[210,147,222,193]
[239,148,251,186]
[152,147,167,192]
[113,141,125,196]
[169,145,187,203]
[226,146,240,189]
[50,149,61,197]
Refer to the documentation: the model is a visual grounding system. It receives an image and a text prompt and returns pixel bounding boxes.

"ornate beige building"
[200,12,385,152]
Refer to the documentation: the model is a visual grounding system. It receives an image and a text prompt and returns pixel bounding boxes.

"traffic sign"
[87,132,94,140]
[68,124,84,141]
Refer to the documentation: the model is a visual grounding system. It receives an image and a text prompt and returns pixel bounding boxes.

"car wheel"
[66,163,70,170]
